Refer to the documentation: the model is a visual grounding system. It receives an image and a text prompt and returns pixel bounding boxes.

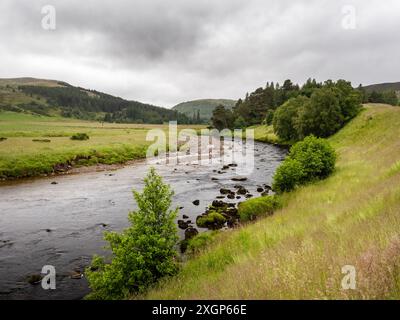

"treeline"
[212,78,364,141]
[358,86,399,106]
[19,85,194,124]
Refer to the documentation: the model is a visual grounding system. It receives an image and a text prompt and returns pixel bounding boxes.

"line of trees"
[211,78,364,141]
[358,86,399,106]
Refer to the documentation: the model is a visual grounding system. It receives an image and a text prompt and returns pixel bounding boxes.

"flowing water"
[0,141,286,300]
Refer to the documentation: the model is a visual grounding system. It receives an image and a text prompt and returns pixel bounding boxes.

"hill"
[362,81,400,93]
[0,77,191,124]
[145,104,400,299]
[172,99,236,121]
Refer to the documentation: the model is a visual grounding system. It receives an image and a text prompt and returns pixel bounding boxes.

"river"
[0,140,286,300]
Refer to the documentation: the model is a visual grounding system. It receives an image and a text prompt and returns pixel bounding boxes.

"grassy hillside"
[0,111,204,179]
[0,77,190,124]
[363,82,400,93]
[172,99,236,121]
[144,104,400,299]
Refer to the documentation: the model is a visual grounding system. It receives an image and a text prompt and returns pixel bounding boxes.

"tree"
[296,88,344,139]
[233,115,247,129]
[382,91,399,106]
[211,105,234,130]
[273,96,309,141]
[85,168,179,299]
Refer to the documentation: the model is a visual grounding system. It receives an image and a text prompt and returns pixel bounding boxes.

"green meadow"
[144,104,400,299]
[0,111,203,179]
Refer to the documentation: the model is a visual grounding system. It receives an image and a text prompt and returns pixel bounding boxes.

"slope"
[145,104,400,299]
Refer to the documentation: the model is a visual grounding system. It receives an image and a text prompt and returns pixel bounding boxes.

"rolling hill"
[0,77,190,124]
[172,99,236,122]
[362,81,400,93]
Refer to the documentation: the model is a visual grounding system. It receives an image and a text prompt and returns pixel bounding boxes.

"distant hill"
[362,82,400,93]
[172,99,236,121]
[0,77,191,124]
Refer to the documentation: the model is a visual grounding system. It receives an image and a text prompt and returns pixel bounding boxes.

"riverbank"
[143,104,400,299]
[0,111,204,181]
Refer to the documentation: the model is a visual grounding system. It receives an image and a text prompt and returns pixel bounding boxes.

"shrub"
[196,211,226,230]
[186,231,219,255]
[289,135,336,181]
[238,195,281,222]
[0,137,7,142]
[71,133,89,140]
[272,136,336,193]
[85,168,179,300]
[272,159,305,193]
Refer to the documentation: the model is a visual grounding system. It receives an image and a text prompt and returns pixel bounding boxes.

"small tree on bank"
[85,167,179,300]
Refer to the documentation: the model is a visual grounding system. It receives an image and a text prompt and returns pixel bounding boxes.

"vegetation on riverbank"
[143,104,400,299]
[86,168,179,299]
[0,111,204,180]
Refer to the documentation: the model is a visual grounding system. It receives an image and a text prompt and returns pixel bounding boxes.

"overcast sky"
[0,0,399,107]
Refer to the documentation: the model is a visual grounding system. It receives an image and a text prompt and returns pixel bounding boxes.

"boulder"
[232,177,248,182]
[192,200,200,206]
[220,188,231,195]
[178,220,189,229]
[27,274,42,285]
[237,187,248,195]
[212,200,227,208]
[185,227,199,240]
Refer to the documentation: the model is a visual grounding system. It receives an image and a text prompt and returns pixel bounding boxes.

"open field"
[0,111,204,179]
[144,104,400,299]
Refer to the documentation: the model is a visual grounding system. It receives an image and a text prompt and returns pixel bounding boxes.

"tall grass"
[144,104,400,300]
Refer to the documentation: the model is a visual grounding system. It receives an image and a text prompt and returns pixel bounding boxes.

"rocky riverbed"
[0,140,286,300]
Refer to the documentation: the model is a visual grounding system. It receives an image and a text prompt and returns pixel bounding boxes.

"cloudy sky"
[0,0,399,107]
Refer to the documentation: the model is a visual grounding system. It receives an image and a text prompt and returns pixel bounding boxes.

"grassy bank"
[144,104,400,299]
[0,111,204,179]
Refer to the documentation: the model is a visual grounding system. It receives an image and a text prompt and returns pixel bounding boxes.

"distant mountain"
[172,99,236,122]
[0,77,191,124]
[362,82,400,93]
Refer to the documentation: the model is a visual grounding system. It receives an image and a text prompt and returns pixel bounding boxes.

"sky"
[0,0,399,107]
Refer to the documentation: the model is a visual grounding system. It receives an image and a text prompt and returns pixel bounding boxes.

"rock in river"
[192,200,200,206]
[185,227,198,240]
[231,177,248,182]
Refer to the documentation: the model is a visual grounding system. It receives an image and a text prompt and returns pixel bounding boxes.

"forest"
[18,85,194,124]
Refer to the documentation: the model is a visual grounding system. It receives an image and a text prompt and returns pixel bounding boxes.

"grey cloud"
[0,0,399,106]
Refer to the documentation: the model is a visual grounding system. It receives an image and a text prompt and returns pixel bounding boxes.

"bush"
[196,211,226,230]
[238,195,281,222]
[272,159,305,193]
[289,135,336,181]
[85,168,179,300]
[186,231,219,255]
[71,133,89,140]
[273,136,336,193]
